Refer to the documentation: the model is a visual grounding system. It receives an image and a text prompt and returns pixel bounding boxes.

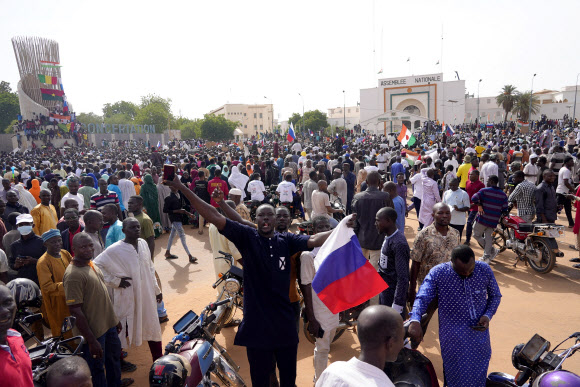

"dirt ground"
[122,207,580,386]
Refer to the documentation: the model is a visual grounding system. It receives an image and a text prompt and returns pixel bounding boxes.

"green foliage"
[288,113,302,129]
[199,114,238,141]
[0,81,20,134]
[134,94,172,132]
[4,119,18,134]
[303,110,329,131]
[512,92,540,122]
[174,117,202,139]
[496,85,519,122]
[76,112,103,125]
[103,101,139,119]
[105,113,133,125]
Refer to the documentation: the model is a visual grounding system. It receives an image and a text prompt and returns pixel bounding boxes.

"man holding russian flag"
[165,174,358,387]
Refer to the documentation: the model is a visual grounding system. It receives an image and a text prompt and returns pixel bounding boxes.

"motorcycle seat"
[518,223,534,232]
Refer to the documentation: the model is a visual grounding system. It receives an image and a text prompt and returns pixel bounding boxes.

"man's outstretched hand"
[345,213,357,228]
[212,187,225,203]
[164,174,186,190]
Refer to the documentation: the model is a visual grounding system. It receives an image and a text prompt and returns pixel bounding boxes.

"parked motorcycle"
[29,316,85,387]
[150,299,246,387]
[296,198,346,235]
[206,251,244,336]
[479,204,565,274]
[301,301,368,345]
[487,332,580,386]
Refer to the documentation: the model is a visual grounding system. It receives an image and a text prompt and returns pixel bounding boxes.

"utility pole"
[343,90,346,132]
[573,73,579,125]
[477,79,482,125]
[298,93,304,133]
[529,73,537,125]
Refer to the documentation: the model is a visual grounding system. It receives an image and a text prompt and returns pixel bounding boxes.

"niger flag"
[397,124,416,146]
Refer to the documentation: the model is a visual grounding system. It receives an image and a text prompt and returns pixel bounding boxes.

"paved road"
[125,209,580,386]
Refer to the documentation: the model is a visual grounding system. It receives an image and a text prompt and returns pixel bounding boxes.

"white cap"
[229,188,243,196]
[16,214,33,225]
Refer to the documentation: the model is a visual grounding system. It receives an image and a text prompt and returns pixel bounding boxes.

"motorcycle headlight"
[512,343,527,370]
[224,279,240,294]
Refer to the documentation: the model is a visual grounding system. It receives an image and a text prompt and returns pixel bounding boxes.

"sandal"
[121,360,137,373]
[189,255,198,264]
[159,316,169,324]
[165,254,179,260]
[121,378,135,387]
[198,230,204,235]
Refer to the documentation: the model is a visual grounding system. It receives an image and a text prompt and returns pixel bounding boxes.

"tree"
[76,112,103,125]
[495,85,519,122]
[303,110,329,132]
[199,114,238,141]
[512,92,540,122]
[134,94,172,132]
[174,116,202,139]
[0,81,20,133]
[288,113,302,130]
[102,101,139,119]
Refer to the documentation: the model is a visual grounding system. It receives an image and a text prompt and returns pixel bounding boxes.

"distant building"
[327,106,360,129]
[208,103,274,139]
[465,86,580,123]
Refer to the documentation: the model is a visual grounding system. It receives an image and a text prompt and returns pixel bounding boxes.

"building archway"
[395,98,427,118]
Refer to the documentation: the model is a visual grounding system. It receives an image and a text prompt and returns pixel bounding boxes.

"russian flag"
[486,123,494,128]
[312,215,387,314]
[156,140,161,148]
[445,124,454,137]
[287,122,296,142]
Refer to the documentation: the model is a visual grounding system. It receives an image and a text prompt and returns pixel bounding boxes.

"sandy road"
[123,210,580,386]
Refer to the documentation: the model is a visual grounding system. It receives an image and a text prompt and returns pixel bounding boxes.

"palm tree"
[512,92,540,122]
[496,85,519,122]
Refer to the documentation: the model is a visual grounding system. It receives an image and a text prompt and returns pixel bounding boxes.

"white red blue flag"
[287,122,296,142]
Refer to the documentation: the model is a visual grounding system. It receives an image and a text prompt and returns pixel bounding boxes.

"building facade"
[208,103,274,138]
[360,73,465,135]
[327,106,360,129]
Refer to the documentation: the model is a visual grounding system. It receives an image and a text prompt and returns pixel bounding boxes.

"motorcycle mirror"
[22,313,43,325]
[61,316,76,334]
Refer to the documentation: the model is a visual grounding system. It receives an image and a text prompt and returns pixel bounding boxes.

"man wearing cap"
[456,155,472,190]
[229,188,252,222]
[31,189,58,236]
[9,214,46,285]
[36,229,72,338]
[480,154,499,187]
[524,154,539,184]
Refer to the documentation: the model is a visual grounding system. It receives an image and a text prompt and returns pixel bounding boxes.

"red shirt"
[466,180,486,211]
[207,177,229,207]
[0,330,33,387]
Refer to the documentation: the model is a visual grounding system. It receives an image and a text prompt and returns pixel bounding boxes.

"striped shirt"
[90,190,120,211]
[508,180,536,217]
[471,186,508,228]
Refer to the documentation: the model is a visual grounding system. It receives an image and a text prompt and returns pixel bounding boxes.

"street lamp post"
[343,90,346,132]
[528,73,537,125]
[298,93,304,133]
[573,73,579,125]
[448,100,458,124]
[477,79,482,125]
[264,96,273,134]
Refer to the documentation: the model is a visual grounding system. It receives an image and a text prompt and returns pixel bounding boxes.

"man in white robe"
[94,217,163,361]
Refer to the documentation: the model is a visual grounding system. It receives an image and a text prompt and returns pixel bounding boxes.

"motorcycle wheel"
[302,320,345,345]
[528,238,556,274]
[477,229,507,253]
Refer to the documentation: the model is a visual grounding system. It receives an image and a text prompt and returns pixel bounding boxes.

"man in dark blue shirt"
[167,176,355,387]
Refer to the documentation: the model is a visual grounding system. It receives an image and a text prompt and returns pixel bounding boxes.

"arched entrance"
[396,99,427,129]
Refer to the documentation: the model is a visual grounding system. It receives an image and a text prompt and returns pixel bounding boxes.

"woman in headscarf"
[356,168,368,193]
[228,164,250,200]
[140,174,162,238]
[188,170,199,191]
[157,177,172,232]
[131,176,141,195]
[28,178,41,204]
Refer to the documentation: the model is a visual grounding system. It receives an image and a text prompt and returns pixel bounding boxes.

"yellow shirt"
[31,203,59,236]
[475,146,485,157]
[456,163,472,189]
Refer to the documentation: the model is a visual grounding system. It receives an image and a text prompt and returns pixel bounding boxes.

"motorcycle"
[206,251,244,336]
[154,299,246,387]
[479,204,565,274]
[383,317,439,386]
[243,200,260,222]
[297,198,346,235]
[14,307,45,345]
[487,332,580,386]
[28,316,85,386]
[301,301,368,345]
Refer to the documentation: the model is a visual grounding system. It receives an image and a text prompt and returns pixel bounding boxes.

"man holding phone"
[407,245,502,387]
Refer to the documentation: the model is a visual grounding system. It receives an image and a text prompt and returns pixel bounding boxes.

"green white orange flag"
[397,124,416,147]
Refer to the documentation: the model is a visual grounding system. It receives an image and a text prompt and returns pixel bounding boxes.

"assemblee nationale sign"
[86,123,156,134]
[378,73,442,87]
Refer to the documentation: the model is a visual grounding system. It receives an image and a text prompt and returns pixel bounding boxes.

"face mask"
[17,225,33,235]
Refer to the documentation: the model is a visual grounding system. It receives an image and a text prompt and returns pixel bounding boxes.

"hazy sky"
[2,0,579,124]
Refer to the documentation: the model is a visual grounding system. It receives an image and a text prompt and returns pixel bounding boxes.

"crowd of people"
[12,109,87,149]
[0,116,579,387]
